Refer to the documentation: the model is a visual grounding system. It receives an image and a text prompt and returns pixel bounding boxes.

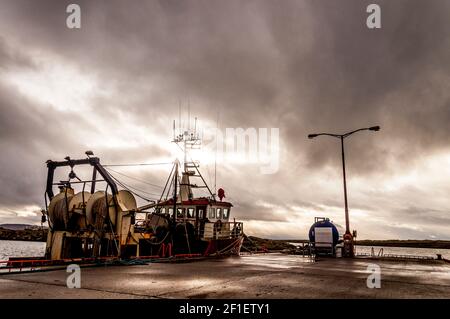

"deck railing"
[200,221,243,240]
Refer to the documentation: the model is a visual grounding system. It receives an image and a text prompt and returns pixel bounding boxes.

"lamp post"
[308,126,380,257]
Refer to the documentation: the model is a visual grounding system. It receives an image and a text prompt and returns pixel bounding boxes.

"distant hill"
[0,224,37,231]
[245,237,450,250]
[0,224,48,242]
[355,239,450,249]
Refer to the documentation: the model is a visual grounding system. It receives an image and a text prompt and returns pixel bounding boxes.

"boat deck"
[1,253,449,298]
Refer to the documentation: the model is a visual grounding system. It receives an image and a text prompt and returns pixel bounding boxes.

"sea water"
[0,240,46,261]
[1,240,449,261]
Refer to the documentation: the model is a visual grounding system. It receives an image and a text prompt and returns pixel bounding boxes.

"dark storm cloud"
[282,0,450,174]
[0,0,449,238]
[0,80,90,206]
[3,1,449,155]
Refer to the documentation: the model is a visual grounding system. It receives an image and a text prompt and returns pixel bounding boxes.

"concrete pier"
[1,254,449,298]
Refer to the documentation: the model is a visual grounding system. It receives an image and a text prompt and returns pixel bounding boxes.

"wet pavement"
[1,253,449,298]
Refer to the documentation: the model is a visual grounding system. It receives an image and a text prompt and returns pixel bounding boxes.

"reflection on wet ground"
[0,253,449,298]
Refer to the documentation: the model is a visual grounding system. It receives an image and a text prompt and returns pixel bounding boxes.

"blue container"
[308,218,340,247]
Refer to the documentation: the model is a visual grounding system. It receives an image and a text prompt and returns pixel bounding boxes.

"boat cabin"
[153,198,233,223]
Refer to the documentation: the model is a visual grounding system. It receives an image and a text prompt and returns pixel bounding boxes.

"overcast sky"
[0,0,449,240]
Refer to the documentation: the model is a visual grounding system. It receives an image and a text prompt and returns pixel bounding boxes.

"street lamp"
[308,126,380,257]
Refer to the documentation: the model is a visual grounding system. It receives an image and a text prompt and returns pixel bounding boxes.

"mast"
[173,116,201,174]
[173,160,178,224]
[173,116,214,199]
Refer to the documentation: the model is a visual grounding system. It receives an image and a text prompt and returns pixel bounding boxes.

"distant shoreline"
[0,227,47,242]
[279,239,450,249]
[1,228,449,250]
[354,240,450,249]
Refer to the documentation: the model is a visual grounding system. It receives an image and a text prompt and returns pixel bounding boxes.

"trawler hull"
[137,231,244,258]
[204,236,244,256]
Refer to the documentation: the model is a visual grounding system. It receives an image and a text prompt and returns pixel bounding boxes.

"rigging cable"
[105,167,164,190]
[159,163,175,202]
[106,171,159,202]
[105,169,161,197]
[103,162,173,167]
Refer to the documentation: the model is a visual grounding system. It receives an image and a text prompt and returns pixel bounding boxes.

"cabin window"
[168,208,174,216]
[177,208,185,218]
[198,209,204,219]
[216,208,222,219]
[187,208,194,218]
[209,208,216,219]
[223,208,229,219]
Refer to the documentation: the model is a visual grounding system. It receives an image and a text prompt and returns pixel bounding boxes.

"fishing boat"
[40,119,244,262]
